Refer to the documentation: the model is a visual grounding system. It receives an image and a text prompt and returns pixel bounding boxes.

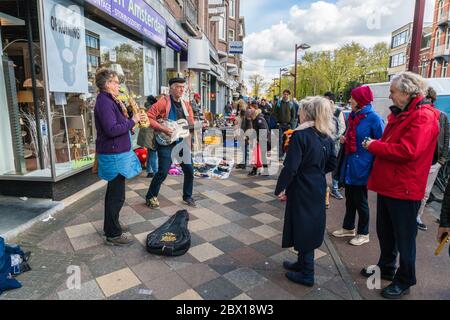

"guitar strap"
[180,100,190,119]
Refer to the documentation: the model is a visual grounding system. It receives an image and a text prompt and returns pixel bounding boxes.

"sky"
[241,0,436,93]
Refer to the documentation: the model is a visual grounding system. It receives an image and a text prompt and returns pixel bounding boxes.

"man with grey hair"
[361,71,440,299]
[145,77,196,209]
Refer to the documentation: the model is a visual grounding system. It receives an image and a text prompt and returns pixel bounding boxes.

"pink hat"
[351,86,374,107]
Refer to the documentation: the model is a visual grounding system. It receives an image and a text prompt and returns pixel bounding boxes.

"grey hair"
[299,96,333,137]
[390,71,427,97]
[95,68,118,91]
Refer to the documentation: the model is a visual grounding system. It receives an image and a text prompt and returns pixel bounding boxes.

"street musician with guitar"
[145,77,196,209]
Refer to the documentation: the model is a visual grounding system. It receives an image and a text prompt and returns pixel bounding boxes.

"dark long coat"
[275,127,337,252]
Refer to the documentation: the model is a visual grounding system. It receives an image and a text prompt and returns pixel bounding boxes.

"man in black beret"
[145,77,196,209]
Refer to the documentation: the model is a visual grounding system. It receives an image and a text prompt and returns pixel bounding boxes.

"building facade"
[429,0,450,78]
[0,0,245,200]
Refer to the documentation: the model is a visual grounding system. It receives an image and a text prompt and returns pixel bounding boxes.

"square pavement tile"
[134,232,150,246]
[246,281,296,300]
[126,190,140,199]
[150,216,170,228]
[228,247,267,267]
[65,222,96,239]
[195,227,228,242]
[235,217,264,230]
[57,280,105,300]
[160,205,184,216]
[131,260,173,283]
[211,237,246,254]
[128,183,148,191]
[96,268,141,298]
[250,239,283,257]
[207,254,240,275]
[201,191,235,204]
[196,277,242,300]
[189,243,224,263]
[217,180,238,187]
[220,210,247,222]
[189,219,212,232]
[288,247,328,260]
[175,263,220,288]
[87,255,128,278]
[252,203,279,213]
[253,186,273,194]
[126,196,146,206]
[251,213,280,225]
[250,225,281,239]
[255,180,277,186]
[128,221,154,235]
[232,293,253,300]
[171,289,204,300]
[108,285,155,300]
[223,268,268,292]
[218,223,246,236]
[190,208,230,227]
[269,250,298,266]
[230,229,264,246]
[69,233,104,251]
[191,233,207,247]
[228,204,262,216]
[120,207,146,226]
[144,271,190,300]
[164,178,179,186]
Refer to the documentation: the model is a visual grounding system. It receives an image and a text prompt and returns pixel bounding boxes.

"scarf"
[345,111,367,155]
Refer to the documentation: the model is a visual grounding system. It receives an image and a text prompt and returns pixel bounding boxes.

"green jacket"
[137,126,156,150]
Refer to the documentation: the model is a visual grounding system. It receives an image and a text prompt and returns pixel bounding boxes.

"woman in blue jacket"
[332,86,384,246]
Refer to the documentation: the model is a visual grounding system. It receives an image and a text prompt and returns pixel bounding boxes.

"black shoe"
[248,168,258,176]
[147,172,155,178]
[381,283,410,299]
[417,222,427,231]
[285,271,314,287]
[360,267,395,281]
[283,260,302,272]
[183,197,197,207]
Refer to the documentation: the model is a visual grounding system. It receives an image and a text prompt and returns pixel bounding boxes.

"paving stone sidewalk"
[0,169,360,300]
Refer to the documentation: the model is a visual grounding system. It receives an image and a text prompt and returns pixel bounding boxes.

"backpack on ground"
[146,210,191,256]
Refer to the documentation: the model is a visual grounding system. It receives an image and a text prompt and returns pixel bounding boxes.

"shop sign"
[43,0,88,93]
[87,0,166,46]
[229,41,243,54]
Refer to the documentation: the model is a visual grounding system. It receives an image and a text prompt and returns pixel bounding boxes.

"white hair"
[391,71,427,97]
[299,96,333,137]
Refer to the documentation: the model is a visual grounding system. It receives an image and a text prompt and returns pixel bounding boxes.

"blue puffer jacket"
[340,104,384,186]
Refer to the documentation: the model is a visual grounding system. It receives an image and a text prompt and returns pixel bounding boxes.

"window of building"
[392,30,408,48]
[85,34,99,49]
[442,61,448,77]
[432,60,438,77]
[228,29,235,42]
[218,13,226,41]
[438,0,444,20]
[229,0,235,18]
[390,52,406,68]
[420,61,427,77]
[435,29,441,49]
[446,27,450,49]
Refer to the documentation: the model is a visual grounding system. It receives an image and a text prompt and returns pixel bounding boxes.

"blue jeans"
[146,144,194,200]
[146,149,158,174]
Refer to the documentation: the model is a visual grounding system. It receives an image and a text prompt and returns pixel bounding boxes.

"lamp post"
[294,43,311,100]
[279,67,288,96]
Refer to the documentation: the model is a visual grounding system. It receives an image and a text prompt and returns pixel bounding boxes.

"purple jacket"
[94,91,135,154]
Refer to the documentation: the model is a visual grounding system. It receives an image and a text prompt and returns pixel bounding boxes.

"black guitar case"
[146,210,191,256]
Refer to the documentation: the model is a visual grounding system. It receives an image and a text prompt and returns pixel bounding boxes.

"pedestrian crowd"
[92,67,449,300]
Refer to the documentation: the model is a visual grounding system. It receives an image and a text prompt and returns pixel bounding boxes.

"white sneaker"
[332,228,356,238]
[349,234,370,246]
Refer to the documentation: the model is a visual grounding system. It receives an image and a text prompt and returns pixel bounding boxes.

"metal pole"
[26,0,44,169]
[408,0,425,73]
[294,45,298,100]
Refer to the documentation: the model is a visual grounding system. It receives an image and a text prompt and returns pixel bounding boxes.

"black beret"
[169,77,186,86]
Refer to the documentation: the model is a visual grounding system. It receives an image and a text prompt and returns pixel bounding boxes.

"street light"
[279,67,288,96]
[294,43,310,100]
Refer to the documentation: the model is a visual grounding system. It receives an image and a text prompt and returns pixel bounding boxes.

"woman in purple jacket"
[94,68,145,246]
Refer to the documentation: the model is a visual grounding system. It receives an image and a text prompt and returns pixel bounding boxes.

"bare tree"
[248,74,266,97]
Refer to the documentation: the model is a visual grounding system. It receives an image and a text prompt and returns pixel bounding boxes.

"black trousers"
[376,195,420,288]
[343,184,370,235]
[104,174,126,238]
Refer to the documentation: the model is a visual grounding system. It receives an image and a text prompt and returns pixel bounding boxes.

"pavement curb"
[323,233,363,300]
[2,180,107,242]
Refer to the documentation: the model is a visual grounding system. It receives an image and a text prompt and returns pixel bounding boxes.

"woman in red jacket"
[361,72,440,299]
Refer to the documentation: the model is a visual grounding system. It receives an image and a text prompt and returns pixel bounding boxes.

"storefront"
[0,0,165,199]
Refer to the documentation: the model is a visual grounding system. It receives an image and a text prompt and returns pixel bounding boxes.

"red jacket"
[147,95,194,132]
[367,96,439,201]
